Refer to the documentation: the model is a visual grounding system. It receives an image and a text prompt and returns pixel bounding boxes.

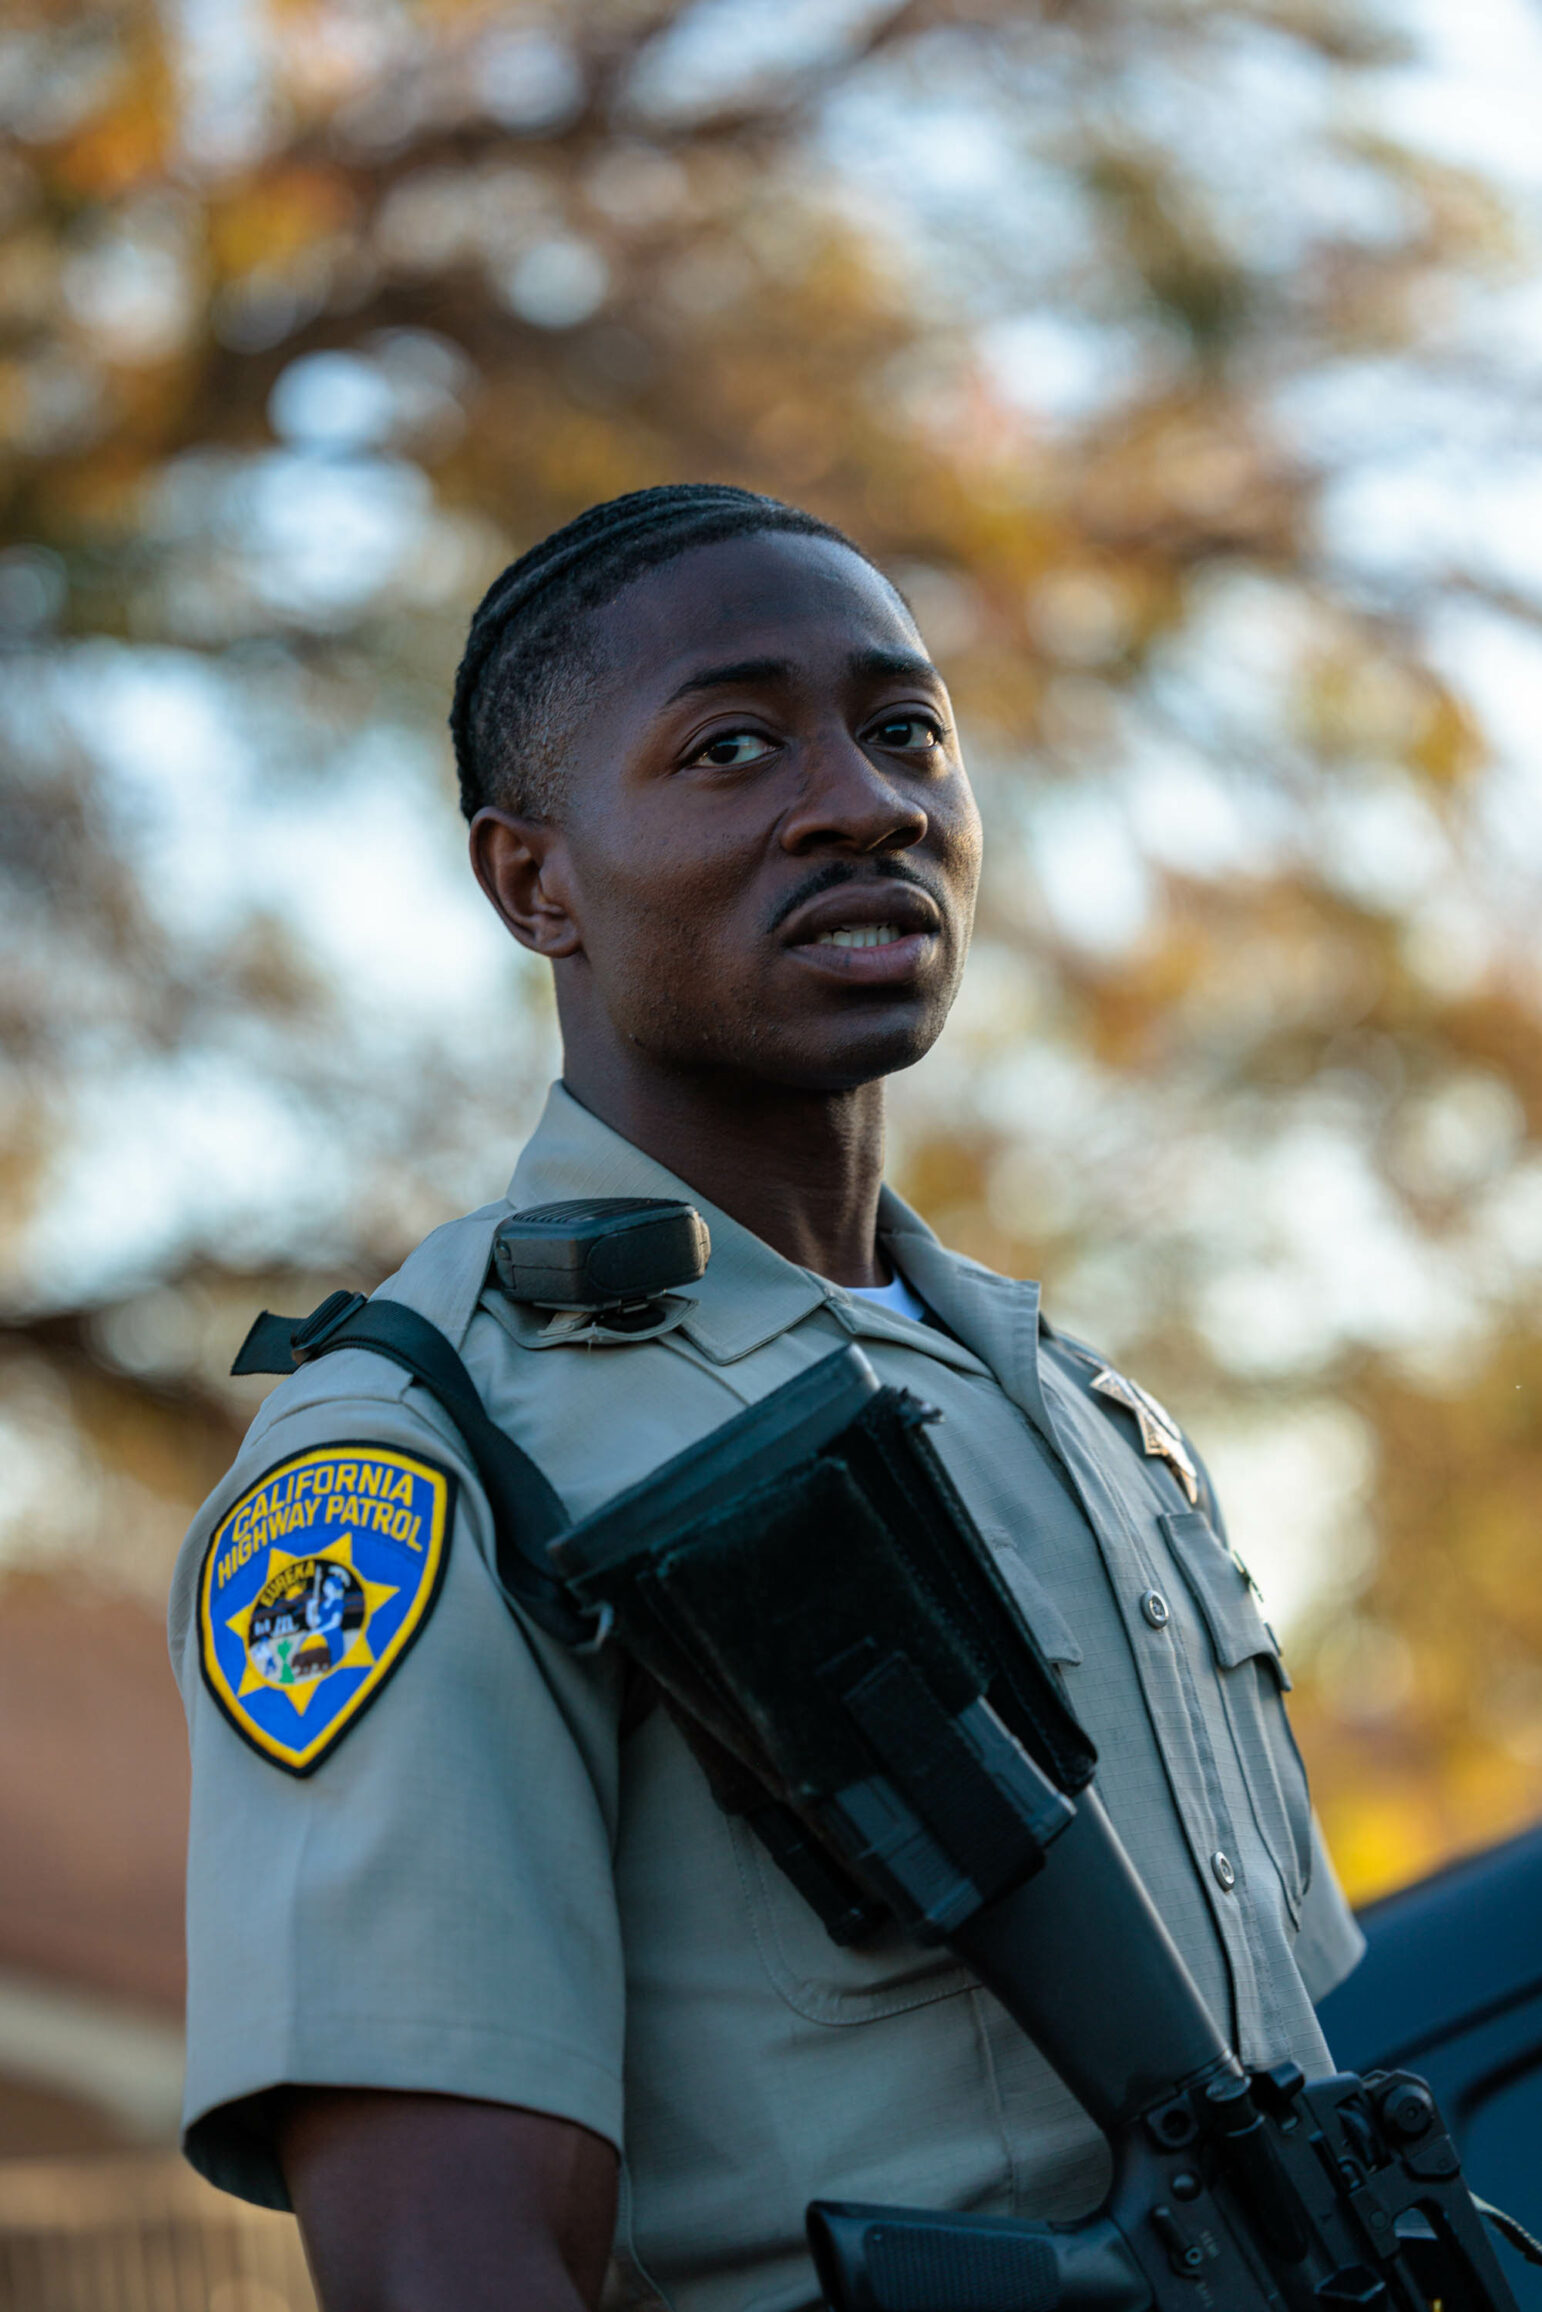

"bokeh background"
[3,0,1542,2208]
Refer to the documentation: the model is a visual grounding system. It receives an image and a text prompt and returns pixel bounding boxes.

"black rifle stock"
[551,1346,1520,2312]
[808,1775,1517,2311]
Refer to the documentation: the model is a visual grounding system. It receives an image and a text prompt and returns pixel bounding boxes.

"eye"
[871,713,945,752]
[689,729,779,769]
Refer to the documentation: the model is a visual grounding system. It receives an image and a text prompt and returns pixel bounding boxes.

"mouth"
[779,882,942,986]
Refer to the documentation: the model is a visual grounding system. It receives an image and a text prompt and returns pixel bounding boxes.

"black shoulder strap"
[232,1290,588,1646]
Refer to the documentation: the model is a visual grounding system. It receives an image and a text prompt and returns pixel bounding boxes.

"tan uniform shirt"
[170,1084,1363,2312]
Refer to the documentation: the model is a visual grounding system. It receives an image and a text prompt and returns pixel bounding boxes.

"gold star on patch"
[225,1537,399,1718]
[1090,1367,1199,1505]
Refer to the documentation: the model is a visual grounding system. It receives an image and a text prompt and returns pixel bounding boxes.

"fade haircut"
[450,483,881,823]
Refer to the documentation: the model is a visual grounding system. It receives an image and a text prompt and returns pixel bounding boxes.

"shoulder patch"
[198,1442,455,1775]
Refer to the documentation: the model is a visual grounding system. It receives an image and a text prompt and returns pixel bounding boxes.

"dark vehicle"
[1318,1823,1542,2308]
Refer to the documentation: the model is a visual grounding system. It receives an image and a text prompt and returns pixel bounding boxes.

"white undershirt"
[845,1271,929,1325]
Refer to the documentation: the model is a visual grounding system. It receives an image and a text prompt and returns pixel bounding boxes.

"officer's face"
[488,531,982,1093]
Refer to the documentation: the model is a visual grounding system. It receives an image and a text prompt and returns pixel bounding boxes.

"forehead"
[587,530,922,692]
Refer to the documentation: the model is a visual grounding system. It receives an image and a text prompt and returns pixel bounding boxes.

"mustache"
[765,858,942,937]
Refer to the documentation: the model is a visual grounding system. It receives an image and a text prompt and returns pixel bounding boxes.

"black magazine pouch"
[552,1346,1095,1945]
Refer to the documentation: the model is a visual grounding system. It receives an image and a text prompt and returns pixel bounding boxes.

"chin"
[625,977,956,1091]
[762,1016,947,1094]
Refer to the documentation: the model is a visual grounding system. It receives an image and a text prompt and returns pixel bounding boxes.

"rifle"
[808,1792,1514,2310]
[551,1344,1526,2312]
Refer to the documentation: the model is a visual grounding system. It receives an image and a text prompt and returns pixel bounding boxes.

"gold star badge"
[225,1536,399,1718]
[1090,1367,1199,1505]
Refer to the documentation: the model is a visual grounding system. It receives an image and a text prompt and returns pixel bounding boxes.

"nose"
[779,729,929,857]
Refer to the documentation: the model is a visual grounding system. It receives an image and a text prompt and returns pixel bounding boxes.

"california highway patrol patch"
[198,1443,454,1774]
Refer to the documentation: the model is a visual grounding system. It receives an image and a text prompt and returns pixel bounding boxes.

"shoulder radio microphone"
[491,1198,711,1315]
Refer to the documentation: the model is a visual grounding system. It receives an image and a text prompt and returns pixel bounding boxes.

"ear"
[469,808,583,958]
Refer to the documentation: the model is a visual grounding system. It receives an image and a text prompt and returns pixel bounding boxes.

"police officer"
[170,484,1363,2312]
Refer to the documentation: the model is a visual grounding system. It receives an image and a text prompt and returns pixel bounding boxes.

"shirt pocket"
[977,1526,1084,1676]
[727,1813,974,2023]
[1160,1510,1314,1923]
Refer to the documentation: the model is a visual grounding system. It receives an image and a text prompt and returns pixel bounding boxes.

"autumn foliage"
[3,0,1541,1973]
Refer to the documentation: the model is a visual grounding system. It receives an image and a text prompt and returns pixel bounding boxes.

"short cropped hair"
[450,483,878,822]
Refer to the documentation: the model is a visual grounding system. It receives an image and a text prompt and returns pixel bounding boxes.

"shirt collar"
[507,1082,828,1363]
[507,1082,1051,1427]
[877,1187,1057,1441]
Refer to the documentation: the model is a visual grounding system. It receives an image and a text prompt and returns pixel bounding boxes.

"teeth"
[814,924,903,949]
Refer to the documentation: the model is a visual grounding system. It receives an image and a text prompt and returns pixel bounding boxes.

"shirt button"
[1211,1851,1236,1892]
[1141,1589,1170,1628]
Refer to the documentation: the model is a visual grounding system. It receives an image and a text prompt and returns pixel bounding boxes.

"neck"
[559,1046,890,1288]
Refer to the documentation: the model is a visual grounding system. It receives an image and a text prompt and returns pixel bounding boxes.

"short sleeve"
[171,1384,627,2210]
[1294,1815,1366,2006]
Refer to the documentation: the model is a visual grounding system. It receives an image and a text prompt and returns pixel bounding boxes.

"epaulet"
[371,1201,510,1351]
[229,1223,587,1647]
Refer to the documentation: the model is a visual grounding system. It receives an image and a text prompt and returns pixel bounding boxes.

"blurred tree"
[2,0,1541,1946]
